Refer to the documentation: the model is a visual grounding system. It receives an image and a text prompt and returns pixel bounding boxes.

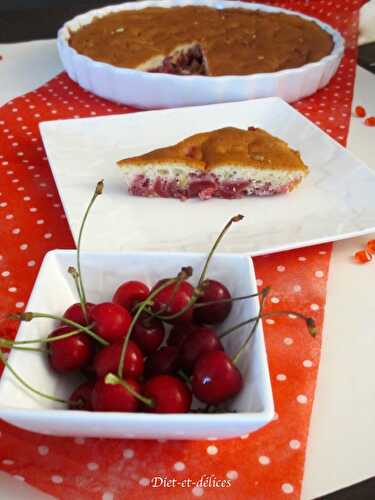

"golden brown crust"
[69,6,333,76]
[117,127,309,173]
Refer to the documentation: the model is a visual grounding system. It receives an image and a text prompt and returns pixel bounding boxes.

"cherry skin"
[62,302,95,327]
[69,380,95,410]
[194,279,232,324]
[144,346,180,378]
[90,302,132,343]
[112,280,150,311]
[131,316,165,355]
[192,350,243,405]
[92,377,140,412]
[167,323,196,348]
[152,279,194,323]
[179,326,223,372]
[94,340,144,380]
[143,375,192,413]
[48,326,94,373]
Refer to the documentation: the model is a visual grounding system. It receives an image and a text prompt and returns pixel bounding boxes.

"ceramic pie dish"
[57,0,345,109]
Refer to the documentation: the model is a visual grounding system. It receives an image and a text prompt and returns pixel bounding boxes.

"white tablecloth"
[0,39,375,500]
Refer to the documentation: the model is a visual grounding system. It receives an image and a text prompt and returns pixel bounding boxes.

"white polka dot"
[303,360,313,368]
[293,284,301,292]
[276,374,287,381]
[173,461,186,471]
[284,337,293,345]
[289,439,301,449]
[271,297,280,304]
[19,244,28,250]
[5,214,13,220]
[277,265,285,272]
[315,270,324,278]
[240,433,249,439]
[38,445,49,456]
[1,271,10,277]
[298,256,306,262]
[51,475,63,484]
[310,304,320,311]
[192,486,204,497]
[319,251,327,255]
[2,459,14,465]
[102,493,114,500]
[256,278,263,286]
[8,287,17,293]
[206,445,218,455]
[27,260,36,267]
[123,448,134,459]
[139,477,150,486]
[0,202,7,208]
[36,219,44,225]
[44,233,52,239]
[265,318,275,325]
[15,302,25,309]
[74,437,85,444]
[281,483,294,494]
[87,462,99,471]
[297,394,308,404]
[288,314,297,319]
[258,455,271,465]
[12,228,20,234]
[226,470,239,480]
[29,207,37,212]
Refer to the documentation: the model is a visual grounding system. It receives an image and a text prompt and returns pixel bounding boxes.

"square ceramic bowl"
[0,250,274,440]
[57,0,345,108]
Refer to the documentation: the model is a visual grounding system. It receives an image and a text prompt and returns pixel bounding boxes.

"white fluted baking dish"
[57,0,345,109]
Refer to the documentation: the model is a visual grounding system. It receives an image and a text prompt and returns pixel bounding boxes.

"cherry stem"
[105,373,154,407]
[117,267,193,378]
[194,289,268,309]
[0,325,94,347]
[68,266,88,324]
[261,311,317,337]
[0,348,78,406]
[178,370,191,384]
[8,312,108,346]
[197,214,244,287]
[76,179,104,322]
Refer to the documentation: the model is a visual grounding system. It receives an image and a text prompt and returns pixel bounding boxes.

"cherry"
[69,380,95,410]
[92,377,140,412]
[144,346,180,378]
[48,326,94,373]
[151,279,194,323]
[167,323,196,348]
[143,375,192,413]
[62,302,95,326]
[194,279,232,324]
[131,315,165,355]
[192,350,243,405]
[179,326,223,372]
[94,340,144,380]
[90,302,132,343]
[113,280,150,311]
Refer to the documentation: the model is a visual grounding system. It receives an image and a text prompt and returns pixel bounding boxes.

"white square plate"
[40,98,375,255]
[0,250,274,439]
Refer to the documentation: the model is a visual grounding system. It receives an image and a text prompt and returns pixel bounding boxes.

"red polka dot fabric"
[0,1,364,498]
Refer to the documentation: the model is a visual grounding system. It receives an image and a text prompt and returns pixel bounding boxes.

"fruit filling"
[150,44,207,75]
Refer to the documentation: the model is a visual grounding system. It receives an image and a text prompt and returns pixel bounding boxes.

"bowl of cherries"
[0,182,315,440]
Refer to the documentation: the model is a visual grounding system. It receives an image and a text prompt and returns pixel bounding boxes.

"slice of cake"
[117,127,309,200]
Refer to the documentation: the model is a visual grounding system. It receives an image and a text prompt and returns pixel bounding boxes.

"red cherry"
[143,375,192,413]
[62,302,95,326]
[90,302,132,343]
[69,380,95,410]
[192,351,243,405]
[167,323,196,348]
[112,280,150,311]
[48,326,94,373]
[179,326,223,372]
[194,279,232,324]
[94,340,144,380]
[131,316,165,355]
[92,377,140,412]
[152,279,194,323]
[144,346,180,378]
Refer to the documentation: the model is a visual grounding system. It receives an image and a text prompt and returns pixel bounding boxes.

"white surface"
[0,40,374,498]
[58,0,344,108]
[0,250,273,439]
[40,98,375,255]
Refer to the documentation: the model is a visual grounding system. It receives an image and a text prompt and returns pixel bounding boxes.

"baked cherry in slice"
[92,377,140,412]
[62,302,95,327]
[94,340,144,380]
[142,375,192,413]
[48,326,94,373]
[112,281,150,311]
[151,279,194,323]
[69,380,95,410]
[179,326,223,372]
[144,346,180,378]
[192,350,243,405]
[90,302,132,343]
[194,279,232,324]
[131,316,165,355]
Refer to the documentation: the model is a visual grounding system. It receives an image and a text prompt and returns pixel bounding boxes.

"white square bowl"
[0,250,274,440]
